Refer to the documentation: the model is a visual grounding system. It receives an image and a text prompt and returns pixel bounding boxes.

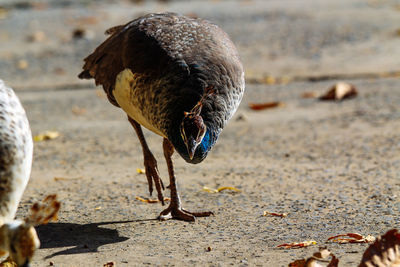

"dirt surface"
[1,0,400,266]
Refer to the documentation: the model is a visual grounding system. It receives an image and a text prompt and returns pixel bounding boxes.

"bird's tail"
[78,70,92,79]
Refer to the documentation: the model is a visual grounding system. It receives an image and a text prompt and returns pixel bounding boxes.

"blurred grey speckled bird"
[79,12,245,221]
[0,79,39,267]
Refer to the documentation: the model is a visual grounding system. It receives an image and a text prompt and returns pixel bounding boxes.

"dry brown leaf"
[135,196,170,204]
[263,211,288,217]
[76,16,98,25]
[301,92,318,99]
[202,186,241,193]
[217,186,241,192]
[263,76,277,84]
[71,106,87,115]
[359,229,400,267]
[26,195,60,226]
[248,102,284,111]
[277,240,317,249]
[53,67,66,75]
[136,168,145,174]
[319,82,358,101]
[72,27,94,40]
[327,233,375,244]
[27,31,46,42]
[34,131,60,142]
[17,59,28,70]
[54,176,81,181]
[203,187,218,193]
[0,7,9,20]
[289,247,339,267]
[103,262,115,267]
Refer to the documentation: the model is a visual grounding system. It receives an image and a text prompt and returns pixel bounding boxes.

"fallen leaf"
[319,82,358,101]
[103,262,115,267]
[289,247,339,267]
[17,59,28,70]
[217,186,241,192]
[248,102,284,111]
[263,75,277,84]
[26,195,61,226]
[359,229,400,267]
[202,187,218,193]
[263,211,288,217]
[71,106,87,115]
[53,67,66,75]
[31,2,48,10]
[202,186,241,193]
[72,27,95,40]
[94,206,102,210]
[301,92,318,99]
[66,15,99,26]
[33,131,60,142]
[277,240,317,249]
[135,196,170,203]
[136,168,145,174]
[327,233,375,244]
[76,16,98,25]
[72,28,85,39]
[0,7,9,20]
[54,176,81,181]
[27,31,46,42]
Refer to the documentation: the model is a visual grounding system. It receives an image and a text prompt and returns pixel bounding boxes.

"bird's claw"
[143,153,165,205]
[158,204,213,222]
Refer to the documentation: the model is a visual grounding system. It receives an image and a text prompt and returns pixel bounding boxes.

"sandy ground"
[0,0,400,266]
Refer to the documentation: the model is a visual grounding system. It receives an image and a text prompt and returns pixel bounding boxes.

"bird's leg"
[127,116,165,205]
[159,138,213,221]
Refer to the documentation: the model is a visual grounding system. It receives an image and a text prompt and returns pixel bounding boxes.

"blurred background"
[1,0,400,90]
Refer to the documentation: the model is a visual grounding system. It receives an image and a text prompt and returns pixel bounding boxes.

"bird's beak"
[21,261,30,267]
[185,137,198,160]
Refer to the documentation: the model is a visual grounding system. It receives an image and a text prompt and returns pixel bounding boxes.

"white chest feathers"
[113,68,165,137]
[0,80,33,222]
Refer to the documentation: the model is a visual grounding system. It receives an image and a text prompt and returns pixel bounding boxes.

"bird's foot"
[143,153,165,205]
[158,203,213,222]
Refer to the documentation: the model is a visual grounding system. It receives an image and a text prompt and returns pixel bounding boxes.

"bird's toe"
[158,204,213,222]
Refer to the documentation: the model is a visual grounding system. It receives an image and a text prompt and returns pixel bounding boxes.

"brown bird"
[79,12,245,221]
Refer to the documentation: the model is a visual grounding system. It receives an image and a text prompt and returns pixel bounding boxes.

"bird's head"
[180,108,207,161]
[0,221,40,267]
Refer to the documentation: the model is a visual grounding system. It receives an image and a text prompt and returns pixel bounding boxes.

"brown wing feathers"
[78,25,127,106]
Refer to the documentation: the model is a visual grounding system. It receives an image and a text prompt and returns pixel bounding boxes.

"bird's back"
[79,13,245,162]
[0,80,33,223]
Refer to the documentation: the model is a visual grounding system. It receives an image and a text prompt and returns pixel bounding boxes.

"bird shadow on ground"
[36,219,156,259]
